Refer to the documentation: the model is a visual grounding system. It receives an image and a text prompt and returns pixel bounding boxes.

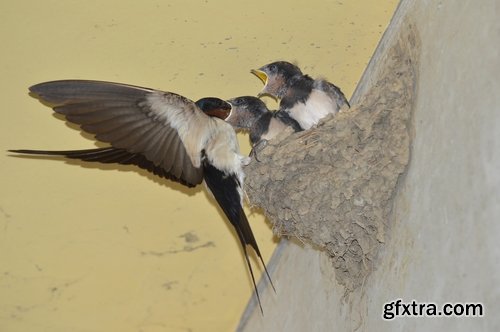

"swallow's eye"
[269,64,277,72]
[233,98,243,105]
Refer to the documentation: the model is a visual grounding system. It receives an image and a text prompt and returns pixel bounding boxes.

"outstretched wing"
[27,80,211,186]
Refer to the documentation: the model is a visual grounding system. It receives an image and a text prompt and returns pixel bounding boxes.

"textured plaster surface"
[239,0,500,331]
[0,1,399,331]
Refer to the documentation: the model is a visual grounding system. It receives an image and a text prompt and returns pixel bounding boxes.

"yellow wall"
[0,1,398,331]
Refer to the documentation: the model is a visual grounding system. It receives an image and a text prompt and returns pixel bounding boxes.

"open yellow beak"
[251,69,268,85]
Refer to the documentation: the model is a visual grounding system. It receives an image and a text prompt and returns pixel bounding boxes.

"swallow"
[225,96,302,146]
[252,61,350,130]
[9,80,273,312]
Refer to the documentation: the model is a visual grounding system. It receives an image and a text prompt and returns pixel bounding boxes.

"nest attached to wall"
[244,24,419,291]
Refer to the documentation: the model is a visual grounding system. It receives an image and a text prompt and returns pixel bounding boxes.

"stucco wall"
[238,1,500,331]
[0,1,398,331]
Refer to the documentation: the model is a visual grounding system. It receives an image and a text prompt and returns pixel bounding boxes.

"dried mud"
[244,24,420,291]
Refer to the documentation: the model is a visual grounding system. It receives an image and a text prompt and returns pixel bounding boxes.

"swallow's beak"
[251,69,268,85]
[252,69,274,98]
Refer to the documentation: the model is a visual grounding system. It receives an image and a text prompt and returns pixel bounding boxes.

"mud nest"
[244,25,419,291]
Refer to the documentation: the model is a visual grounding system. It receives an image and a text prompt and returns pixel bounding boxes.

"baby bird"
[252,61,349,130]
[225,96,302,146]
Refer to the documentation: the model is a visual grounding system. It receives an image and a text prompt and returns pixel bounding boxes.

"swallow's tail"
[202,161,274,314]
[8,147,197,187]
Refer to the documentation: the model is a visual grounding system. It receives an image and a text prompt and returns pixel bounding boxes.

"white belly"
[204,119,246,184]
[287,89,338,130]
[260,118,289,141]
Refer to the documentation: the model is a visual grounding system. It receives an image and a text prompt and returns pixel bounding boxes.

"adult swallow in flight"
[225,96,302,146]
[9,80,273,312]
[252,61,350,130]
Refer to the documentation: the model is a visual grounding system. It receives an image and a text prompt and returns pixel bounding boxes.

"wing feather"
[143,129,170,164]
[313,79,350,109]
[29,80,208,186]
[112,122,157,149]
[128,123,164,153]
[157,129,178,170]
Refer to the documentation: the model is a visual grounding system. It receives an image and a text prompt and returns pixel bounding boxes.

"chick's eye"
[269,64,277,72]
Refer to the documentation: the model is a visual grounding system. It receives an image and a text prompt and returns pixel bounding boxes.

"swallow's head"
[196,97,232,120]
[225,96,268,129]
[252,61,303,99]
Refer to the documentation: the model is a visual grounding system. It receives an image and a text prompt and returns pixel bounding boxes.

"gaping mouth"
[224,105,234,121]
[223,100,237,123]
[251,69,268,86]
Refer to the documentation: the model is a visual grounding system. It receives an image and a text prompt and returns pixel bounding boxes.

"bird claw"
[250,139,268,162]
